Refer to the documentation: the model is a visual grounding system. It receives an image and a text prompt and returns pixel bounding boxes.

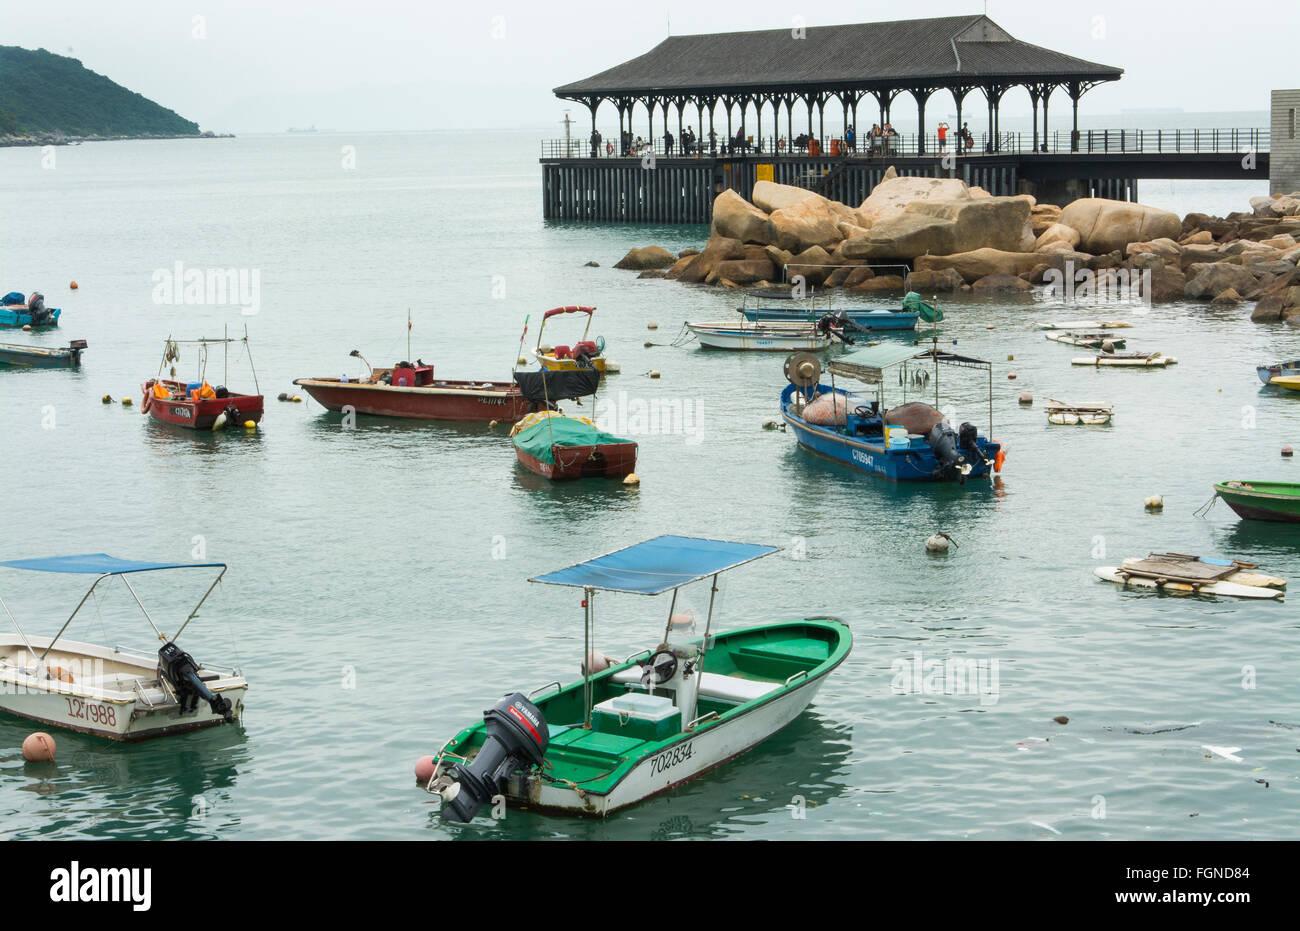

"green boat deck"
[441,620,848,795]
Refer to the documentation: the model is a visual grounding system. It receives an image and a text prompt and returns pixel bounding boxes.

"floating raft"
[1095,553,1285,600]
[1044,332,1127,350]
[1071,352,1176,367]
[1044,398,1113,425]
[1037,320,1132,330]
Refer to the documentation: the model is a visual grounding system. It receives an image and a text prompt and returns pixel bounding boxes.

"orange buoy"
[47,666,75,684]
[414,755,436,782]
[994,447,1007,473]
[69,281,78,290]
[22,732,56,762]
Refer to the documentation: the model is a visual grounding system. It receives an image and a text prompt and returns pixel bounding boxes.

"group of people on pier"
[588,120,978,159]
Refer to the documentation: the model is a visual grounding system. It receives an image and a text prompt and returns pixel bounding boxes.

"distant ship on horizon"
[286,124,318,133]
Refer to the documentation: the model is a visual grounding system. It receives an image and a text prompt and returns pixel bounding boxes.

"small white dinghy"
[1071,352,1177,367]
[1044,398,1113,425]
[0,554,248,740]
[1037,320,1132,330]
[1044,332,1127,350]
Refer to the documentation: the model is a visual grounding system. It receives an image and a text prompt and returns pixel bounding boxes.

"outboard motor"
[158,641,234,721]
[439,692,549,823]
[925,422,967,479]
[959,422,983,462]
[28,293,49,324]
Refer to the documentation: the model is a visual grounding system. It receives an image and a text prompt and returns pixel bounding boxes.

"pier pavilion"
[541,15,1269,223]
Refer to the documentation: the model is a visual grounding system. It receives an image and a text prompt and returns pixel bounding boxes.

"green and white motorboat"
[420,535,852,822]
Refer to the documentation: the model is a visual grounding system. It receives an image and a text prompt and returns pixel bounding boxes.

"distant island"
[0,45,227,146]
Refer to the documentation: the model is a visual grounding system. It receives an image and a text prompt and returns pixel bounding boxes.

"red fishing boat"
[294,363,534,423]
[510,370,637,481]
[141,333,264,431]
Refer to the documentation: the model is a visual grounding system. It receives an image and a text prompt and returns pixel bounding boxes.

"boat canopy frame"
[156,325,261,396]
[0,555,228,673]
[825,338,995,439]
[536,306,597,351]
[529,535,779,728]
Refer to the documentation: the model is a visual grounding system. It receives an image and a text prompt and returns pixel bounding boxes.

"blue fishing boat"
[0,292,61,328]
[0,339,87,368]
[1258,360,1300,386]
[779,343,1004,483]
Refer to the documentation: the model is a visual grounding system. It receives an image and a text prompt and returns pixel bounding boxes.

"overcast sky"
[2,0,1295,133]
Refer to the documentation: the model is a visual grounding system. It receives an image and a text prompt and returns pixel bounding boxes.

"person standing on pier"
[590,128,602,158]
[937,121,948,153]
[869,123,882,157]
[845,124,855,153]
[961,123,973,153]
[708,128,717,155]
[664,130,674,155]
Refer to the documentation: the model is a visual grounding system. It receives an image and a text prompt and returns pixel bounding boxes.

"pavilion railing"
[541,127,1270,160]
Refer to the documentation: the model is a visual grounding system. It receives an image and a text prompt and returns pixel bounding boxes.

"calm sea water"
[0,130,1296,841]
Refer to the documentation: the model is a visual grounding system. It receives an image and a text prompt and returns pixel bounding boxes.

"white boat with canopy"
[0,554,247,740]
[421,535,851,821]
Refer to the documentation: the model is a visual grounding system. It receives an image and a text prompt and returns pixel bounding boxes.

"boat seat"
[608,666,777,704]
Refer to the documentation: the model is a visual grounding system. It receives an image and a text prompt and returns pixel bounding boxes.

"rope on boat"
[669,324,696,348]
[1192,494,1218,519]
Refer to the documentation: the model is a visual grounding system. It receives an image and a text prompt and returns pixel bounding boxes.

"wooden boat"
[294,349,535,423]
[1258,360,1300,385]
[1121,553,1285,590]
[1258,361,1300,385]
[0,554,248,740]
[141,333,263,430]
[780,345,1004,483]
[0,292,60,328]
[0,339,86,368]
[1269,375,1300,392]
[1094,563,1282,600]
[420,535,851,820]
[509,369,634,480]
[534,306,608,374]
[1044,332,1127,350]
[687,320,834,351]
[1044,398,1113,425]
[1071,352,1176,367]
[1214,481,1300,523]
[1037,320,1131,330]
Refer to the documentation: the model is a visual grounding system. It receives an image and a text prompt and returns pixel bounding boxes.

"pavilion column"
[786,97,793,149]
[818,95,825,146]
[914,88,933,156]
[1042,86,1051,152]
[756,96,763,153]
[1029,86,1041,152]
[1070,82,1081,152]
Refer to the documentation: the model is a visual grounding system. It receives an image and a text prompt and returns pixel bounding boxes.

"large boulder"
[613,245,677,270]
[751,180,824,213]
[712,258,777,285]
[1124,237,1182,262]
[848,275,906,293]
[857,175,971,224]
[676,235,746,284]
[906,267,966,292]
[1031,204,1062,235]
[769,199,845,253]
[1057,198,1183,254]
[710,189,774,244]
[1034,223,1081,252]
[1251,266,1300,322]
[786,245,835,286]
[841,197,1031,260]
[913,248,1044,283]
[1184,262,1266,300]
[972,274,1032,293]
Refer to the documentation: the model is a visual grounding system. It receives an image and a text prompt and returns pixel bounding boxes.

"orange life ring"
[994,447,1007,472]
[141,388,153,414]
[605,142,614,155]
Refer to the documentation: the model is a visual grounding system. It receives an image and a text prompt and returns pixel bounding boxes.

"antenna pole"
[407,308,412,363]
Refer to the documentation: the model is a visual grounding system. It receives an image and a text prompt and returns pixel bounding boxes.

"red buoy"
[22,732,56,762]
[415,755,436,782]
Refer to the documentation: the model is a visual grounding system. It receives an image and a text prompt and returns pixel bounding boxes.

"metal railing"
[541,127,1270,160]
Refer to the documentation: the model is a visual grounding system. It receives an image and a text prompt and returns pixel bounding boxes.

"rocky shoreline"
[0,131,231,147]
[613,168,1300,324]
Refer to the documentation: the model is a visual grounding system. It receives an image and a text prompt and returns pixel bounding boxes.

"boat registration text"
[649,741,694,776]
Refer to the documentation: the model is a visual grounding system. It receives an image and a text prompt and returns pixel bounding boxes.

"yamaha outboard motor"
[440,692,549,823]
[158,641,234,721]
[925,422,966,478]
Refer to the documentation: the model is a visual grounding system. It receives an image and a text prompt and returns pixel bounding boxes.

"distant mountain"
[0,45,199,138]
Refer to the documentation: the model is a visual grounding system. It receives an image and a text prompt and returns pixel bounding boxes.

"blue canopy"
[529,535,777,595]
[0,554,226,575]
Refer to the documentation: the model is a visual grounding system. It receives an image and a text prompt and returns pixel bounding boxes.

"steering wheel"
[640,649,678,686]
[595,335,606,353]
[854,406,873,418]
